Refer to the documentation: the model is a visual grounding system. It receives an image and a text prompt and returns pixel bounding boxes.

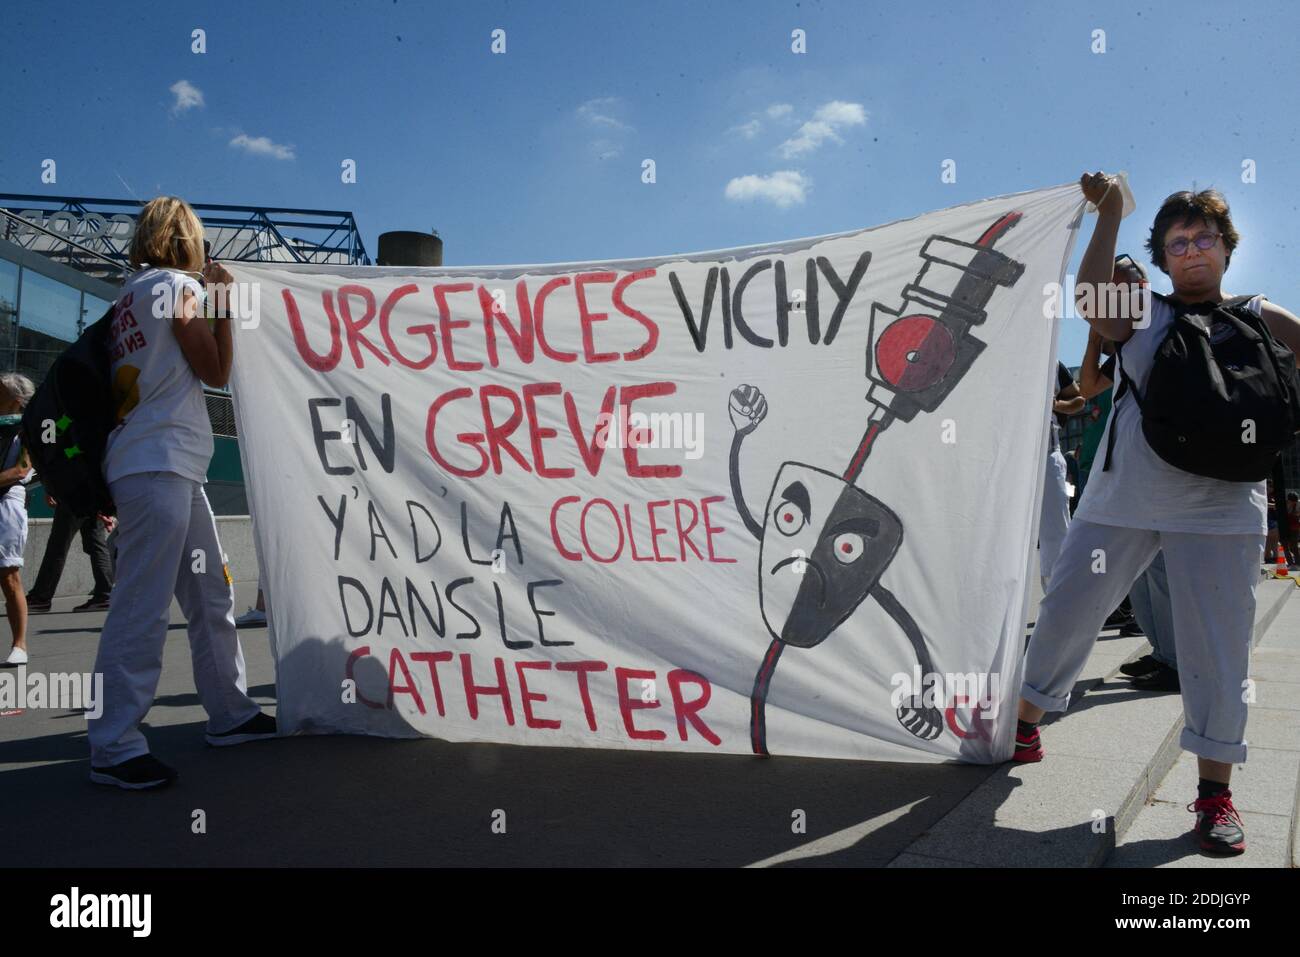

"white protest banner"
[228,182,1084,763]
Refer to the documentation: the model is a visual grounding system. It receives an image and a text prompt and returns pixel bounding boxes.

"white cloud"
[780,120,838,157]
[813,100,866,126]
[777,100,867,158]
[724,170,810,208]
[228,133,295,160]
[577,97,634,160]
[577,97,633,131]
[591,138,623,161]
[728,119,762,140]
[766,103,793,119]
[170,79,204,113]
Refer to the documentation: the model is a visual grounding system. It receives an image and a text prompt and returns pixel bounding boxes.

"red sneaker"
[1013,726,1043,763]
[1188,790,1246,854]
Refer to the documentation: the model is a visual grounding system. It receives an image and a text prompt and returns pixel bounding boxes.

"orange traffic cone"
[1274,543,1290,578]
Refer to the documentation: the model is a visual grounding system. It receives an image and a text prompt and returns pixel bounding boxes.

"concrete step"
[888,575,1296,868]
[1107,577,1300,867]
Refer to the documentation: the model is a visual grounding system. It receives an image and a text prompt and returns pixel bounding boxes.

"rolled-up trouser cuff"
[1180,727,1247,764]
[1021,681,1070,713]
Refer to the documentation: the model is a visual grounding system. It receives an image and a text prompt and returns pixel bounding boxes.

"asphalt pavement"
[0,580,1033,867]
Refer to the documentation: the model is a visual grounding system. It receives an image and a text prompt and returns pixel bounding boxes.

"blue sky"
[2,0,1298,366]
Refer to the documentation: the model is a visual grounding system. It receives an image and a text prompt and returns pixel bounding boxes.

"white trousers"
[87,471,261,766]
[1038,445,1072,589]
[1022,518,1264,764]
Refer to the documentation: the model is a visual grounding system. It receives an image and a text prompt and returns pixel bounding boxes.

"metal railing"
[0,206,133,281]
[0,193,371,267]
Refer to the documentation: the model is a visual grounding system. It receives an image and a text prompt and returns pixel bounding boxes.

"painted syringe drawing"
[728,212,1026,756]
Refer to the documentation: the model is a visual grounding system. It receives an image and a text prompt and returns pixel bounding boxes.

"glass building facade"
[0,247,114,384]
[2,193,373,519]
[0,232,247,517]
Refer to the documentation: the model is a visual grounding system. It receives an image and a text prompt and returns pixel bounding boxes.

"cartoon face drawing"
[758,463,903,649]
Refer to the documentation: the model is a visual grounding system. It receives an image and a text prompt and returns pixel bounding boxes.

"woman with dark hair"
[1014,174,1300,854]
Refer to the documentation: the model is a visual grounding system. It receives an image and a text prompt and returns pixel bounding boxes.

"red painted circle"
[875,315,956,392]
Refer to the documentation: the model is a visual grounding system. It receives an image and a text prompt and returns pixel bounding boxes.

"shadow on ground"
[0,716,993,867]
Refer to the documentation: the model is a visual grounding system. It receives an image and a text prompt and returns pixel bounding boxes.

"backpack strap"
[1101,339,1140,473]
[1096,293,1173,475]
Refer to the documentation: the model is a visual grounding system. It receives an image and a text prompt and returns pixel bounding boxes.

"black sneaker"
[25,595,52,613]
[206,711,277,747]
[74,595,111,612]
[90,753,178,790]
[1119,654,1160,677]
[1189,790,1246,854]
[1131,662,1180,692]
[1118,621,1146,637]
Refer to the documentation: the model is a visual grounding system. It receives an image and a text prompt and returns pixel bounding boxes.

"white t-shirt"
[103,267,214,485]
[1075,293,1269,535]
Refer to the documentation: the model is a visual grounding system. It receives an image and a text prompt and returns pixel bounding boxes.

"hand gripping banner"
[228,182,1084,763]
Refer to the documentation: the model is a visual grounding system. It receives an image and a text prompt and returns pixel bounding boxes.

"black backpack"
[1103,292,1300,482]
[19,303,118,518]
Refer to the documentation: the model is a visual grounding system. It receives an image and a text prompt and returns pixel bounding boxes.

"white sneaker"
[235,607,267,627]
[5,647,28,665]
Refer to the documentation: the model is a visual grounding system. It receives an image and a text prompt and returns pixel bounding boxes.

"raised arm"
[727,385,768,541]
[1075,172,1135,344]
[171,262,235,389]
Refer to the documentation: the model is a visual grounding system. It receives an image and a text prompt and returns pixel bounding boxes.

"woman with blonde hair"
[0,372,37,665]
[87,196,274,790]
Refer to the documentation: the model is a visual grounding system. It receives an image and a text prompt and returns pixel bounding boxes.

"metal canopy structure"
[0,193,371,283]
